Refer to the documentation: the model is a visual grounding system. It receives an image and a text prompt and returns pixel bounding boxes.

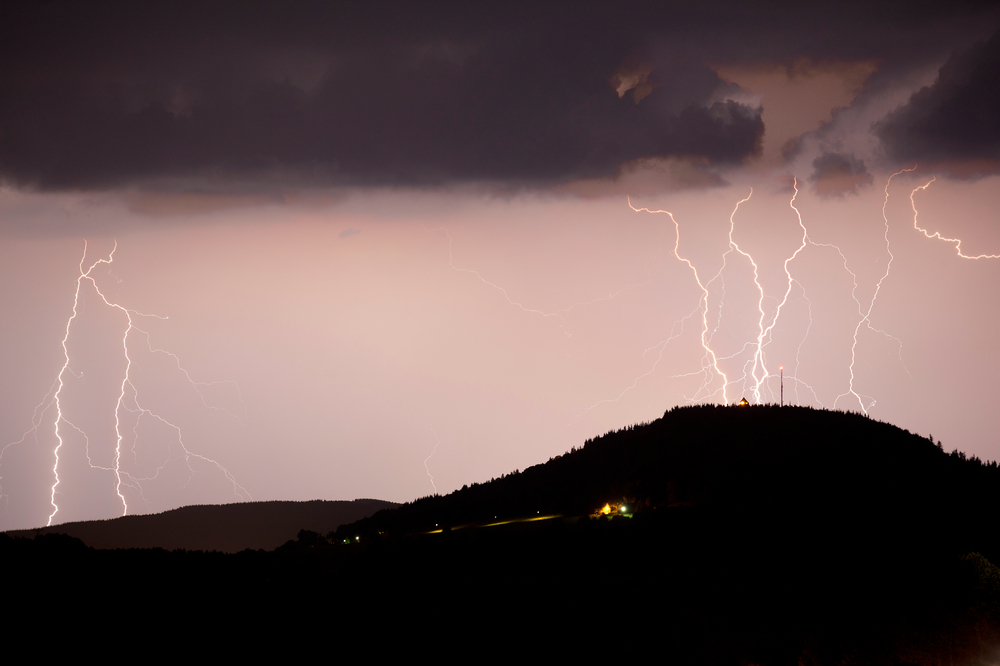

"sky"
[2,1,999,530]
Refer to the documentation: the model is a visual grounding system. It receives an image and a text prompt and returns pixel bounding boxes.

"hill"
[6,498,395,552]
[6,405,1000,663]
[310,404,1000,664]
[333,404,1000,558]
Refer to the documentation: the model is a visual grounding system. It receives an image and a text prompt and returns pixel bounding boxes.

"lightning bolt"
[910,177,1000,259]
[732,176,898,412]
[46,242,116,524]
[1,241,249,528]
[745,180,809,402]
[431,226,656,337]
[834,168,917,414]
[738,178,849,407]
[0,381,59,517]
[426,173,979,434]
[702,192,756,404]
[623,192,758,406]
[623,188,828,409]
[790,279,820,406]
[432,221,731,424]
[581,301,704,412]
[623,176,902,413]
[834,169,999,414]
[424,427,441,494]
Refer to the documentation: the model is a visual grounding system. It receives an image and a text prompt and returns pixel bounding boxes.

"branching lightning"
[0,241,249,528]
[746,180,809,402]
[431,226,655,337]
[5,169,994,525]
[910,177,1000,260]
[624,195,750,405]
[834,168,916,414]
[619,173,920,415]
[622,187,827,408]
[832,170,999,414]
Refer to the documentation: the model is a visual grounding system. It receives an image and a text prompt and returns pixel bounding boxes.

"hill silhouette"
[6,498,394,552]
[332,404,1000,557]
[312,404,1000,664]
[6,405,1000,664]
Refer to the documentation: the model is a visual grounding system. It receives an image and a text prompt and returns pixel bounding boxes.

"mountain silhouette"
[6,405,999,664]
[7,498,394,552]
[332,404,1000,557]
[312,404,1000,664]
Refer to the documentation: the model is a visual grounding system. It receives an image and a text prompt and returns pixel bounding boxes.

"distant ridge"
[6,499,395,552]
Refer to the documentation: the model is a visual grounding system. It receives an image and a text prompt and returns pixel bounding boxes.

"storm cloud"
[810,152,874,197]
[875,29,1000,175]
[0,2,771,191]
[1,1,998,192]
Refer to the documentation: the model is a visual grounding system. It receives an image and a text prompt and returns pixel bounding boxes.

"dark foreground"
[6,405,1000,664]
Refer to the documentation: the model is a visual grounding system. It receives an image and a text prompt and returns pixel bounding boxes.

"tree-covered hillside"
[7,405,1000,664]
[335,404,1000,563]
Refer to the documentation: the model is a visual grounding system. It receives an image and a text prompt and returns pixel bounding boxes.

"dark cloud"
[810,152,874,197]
[0,1,996,191]
[875,29,1000,176]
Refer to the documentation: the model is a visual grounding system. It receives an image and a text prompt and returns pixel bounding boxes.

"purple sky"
[2,1,1000,530]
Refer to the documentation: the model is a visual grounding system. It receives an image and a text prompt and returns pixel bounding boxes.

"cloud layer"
[875,29,1000,176]
[810,152,874,197]
[0,1,997,191]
